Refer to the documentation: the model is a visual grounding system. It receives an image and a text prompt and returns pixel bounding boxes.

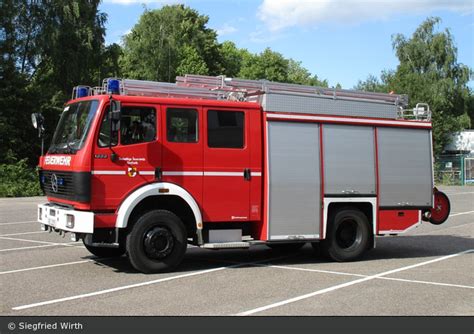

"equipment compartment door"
[268,121,321,239]
[323,124,376,196]
[377,127,433,208]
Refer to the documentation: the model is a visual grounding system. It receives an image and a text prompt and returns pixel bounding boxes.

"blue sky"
[99,0,474,89]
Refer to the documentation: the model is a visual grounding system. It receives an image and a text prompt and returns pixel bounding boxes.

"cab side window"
[98,106,156,147]
[120,107,156,145]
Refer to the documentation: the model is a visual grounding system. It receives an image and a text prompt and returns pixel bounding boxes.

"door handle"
[244,168,251,181]
[155,167,162,180]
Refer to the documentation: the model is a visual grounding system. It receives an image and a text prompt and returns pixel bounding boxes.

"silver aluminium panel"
[323,125,376,195]
[268,121,321,239]
[377,127,433,207]
[262,92,398,119]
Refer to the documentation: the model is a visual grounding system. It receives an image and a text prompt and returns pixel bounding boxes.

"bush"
[0,159,43,197]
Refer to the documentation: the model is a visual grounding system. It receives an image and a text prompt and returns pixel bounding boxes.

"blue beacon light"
[107,79,121,95]
[76,86,89,98]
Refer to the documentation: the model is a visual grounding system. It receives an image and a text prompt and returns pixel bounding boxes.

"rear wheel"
[321,208,370,262]
[126,210,187,274]
[83,241,126,258]
[266,242,305,252]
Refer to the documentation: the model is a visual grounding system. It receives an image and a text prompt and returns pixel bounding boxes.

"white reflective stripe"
[266,113,432,128]
[138,171,155,175]
[204,172,242,176]
[91,171,126,175]
[163,171,203,176]
[93,170,262,177]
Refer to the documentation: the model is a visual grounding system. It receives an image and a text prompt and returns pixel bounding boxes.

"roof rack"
[77,74,430,121]
[176,74,408,107]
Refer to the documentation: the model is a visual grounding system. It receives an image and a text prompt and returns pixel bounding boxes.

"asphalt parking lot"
[0,186,473,316]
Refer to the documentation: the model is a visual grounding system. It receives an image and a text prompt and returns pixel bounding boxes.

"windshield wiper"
[65,142,77,154]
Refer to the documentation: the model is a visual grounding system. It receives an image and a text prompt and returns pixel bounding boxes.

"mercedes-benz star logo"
[51,173,58,193]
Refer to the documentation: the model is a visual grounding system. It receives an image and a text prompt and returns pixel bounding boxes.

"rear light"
[38,207,42,221]
[66,214,75,228]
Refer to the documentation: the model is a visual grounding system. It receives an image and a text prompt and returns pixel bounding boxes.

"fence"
[435,154,474,186]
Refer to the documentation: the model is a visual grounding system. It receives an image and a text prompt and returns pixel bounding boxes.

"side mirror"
[31,113,45,137]
[31,113,44,130]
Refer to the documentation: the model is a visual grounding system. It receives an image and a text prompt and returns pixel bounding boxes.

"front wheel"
[126,210,187,274]
[321,208,370,262]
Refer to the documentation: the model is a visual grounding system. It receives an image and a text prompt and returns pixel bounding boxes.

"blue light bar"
[72,85,91,99]
[77,86,89,98]
[107,79,120,94]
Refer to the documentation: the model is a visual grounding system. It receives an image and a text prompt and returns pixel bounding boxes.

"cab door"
[160,105,203,207]
[202,108,250,222]
[91,103,161,210]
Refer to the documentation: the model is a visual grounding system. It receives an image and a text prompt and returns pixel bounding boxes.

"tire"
[126,210,187,274]
[429,191,450,225]
[266,242,305,252]
[321,208,370,262]
[83,241,126,258]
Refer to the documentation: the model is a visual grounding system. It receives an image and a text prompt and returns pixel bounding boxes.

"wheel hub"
[143,226,174,259]
[335,219,360,249]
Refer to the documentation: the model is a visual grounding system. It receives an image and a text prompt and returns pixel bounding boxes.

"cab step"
[201,242,250,249]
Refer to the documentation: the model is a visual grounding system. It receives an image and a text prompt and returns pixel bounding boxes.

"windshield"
[49,100,99,154]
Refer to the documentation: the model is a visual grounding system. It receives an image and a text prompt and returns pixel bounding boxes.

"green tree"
[287,59,329,87]
[354,74,388,93]
[388,17,472,154]
[100,43,123,79]
[176,45,209,76]
[0,0,108,166]
[218,41,243,77]
[120,5,220,82]
[239,48,289,82]
[354,17,472,154]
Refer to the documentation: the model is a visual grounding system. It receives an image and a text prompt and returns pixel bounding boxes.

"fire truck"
[32,74,451,273]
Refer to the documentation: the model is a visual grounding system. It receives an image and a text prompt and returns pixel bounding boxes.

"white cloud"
[216,24,238,36]
[258,0,474,31]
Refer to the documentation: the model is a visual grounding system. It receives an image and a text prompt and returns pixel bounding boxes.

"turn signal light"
[66,214,75,228]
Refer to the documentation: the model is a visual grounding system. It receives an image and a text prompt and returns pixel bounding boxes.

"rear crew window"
[167,108,198,143]
[207,110,244,148]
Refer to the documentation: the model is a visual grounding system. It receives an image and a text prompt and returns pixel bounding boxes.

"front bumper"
[38,203,94,234]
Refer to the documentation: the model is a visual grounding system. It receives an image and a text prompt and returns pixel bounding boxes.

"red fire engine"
[32,75,451,273]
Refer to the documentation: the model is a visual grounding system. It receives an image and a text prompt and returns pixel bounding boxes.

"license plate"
[48,218,56,227]
[49,209,56,217]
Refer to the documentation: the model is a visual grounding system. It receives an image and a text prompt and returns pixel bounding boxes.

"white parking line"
[0,221,37,226]
[11,255,291,311]
[258,264,474,290]
[443,192,474,196]
[236,249,473,316]
[377,276,474,289]
[0,231,45,237]
[0,260,93,275]
[449,211,474,217]
[0,244,65,252]
[0,236,78,246]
